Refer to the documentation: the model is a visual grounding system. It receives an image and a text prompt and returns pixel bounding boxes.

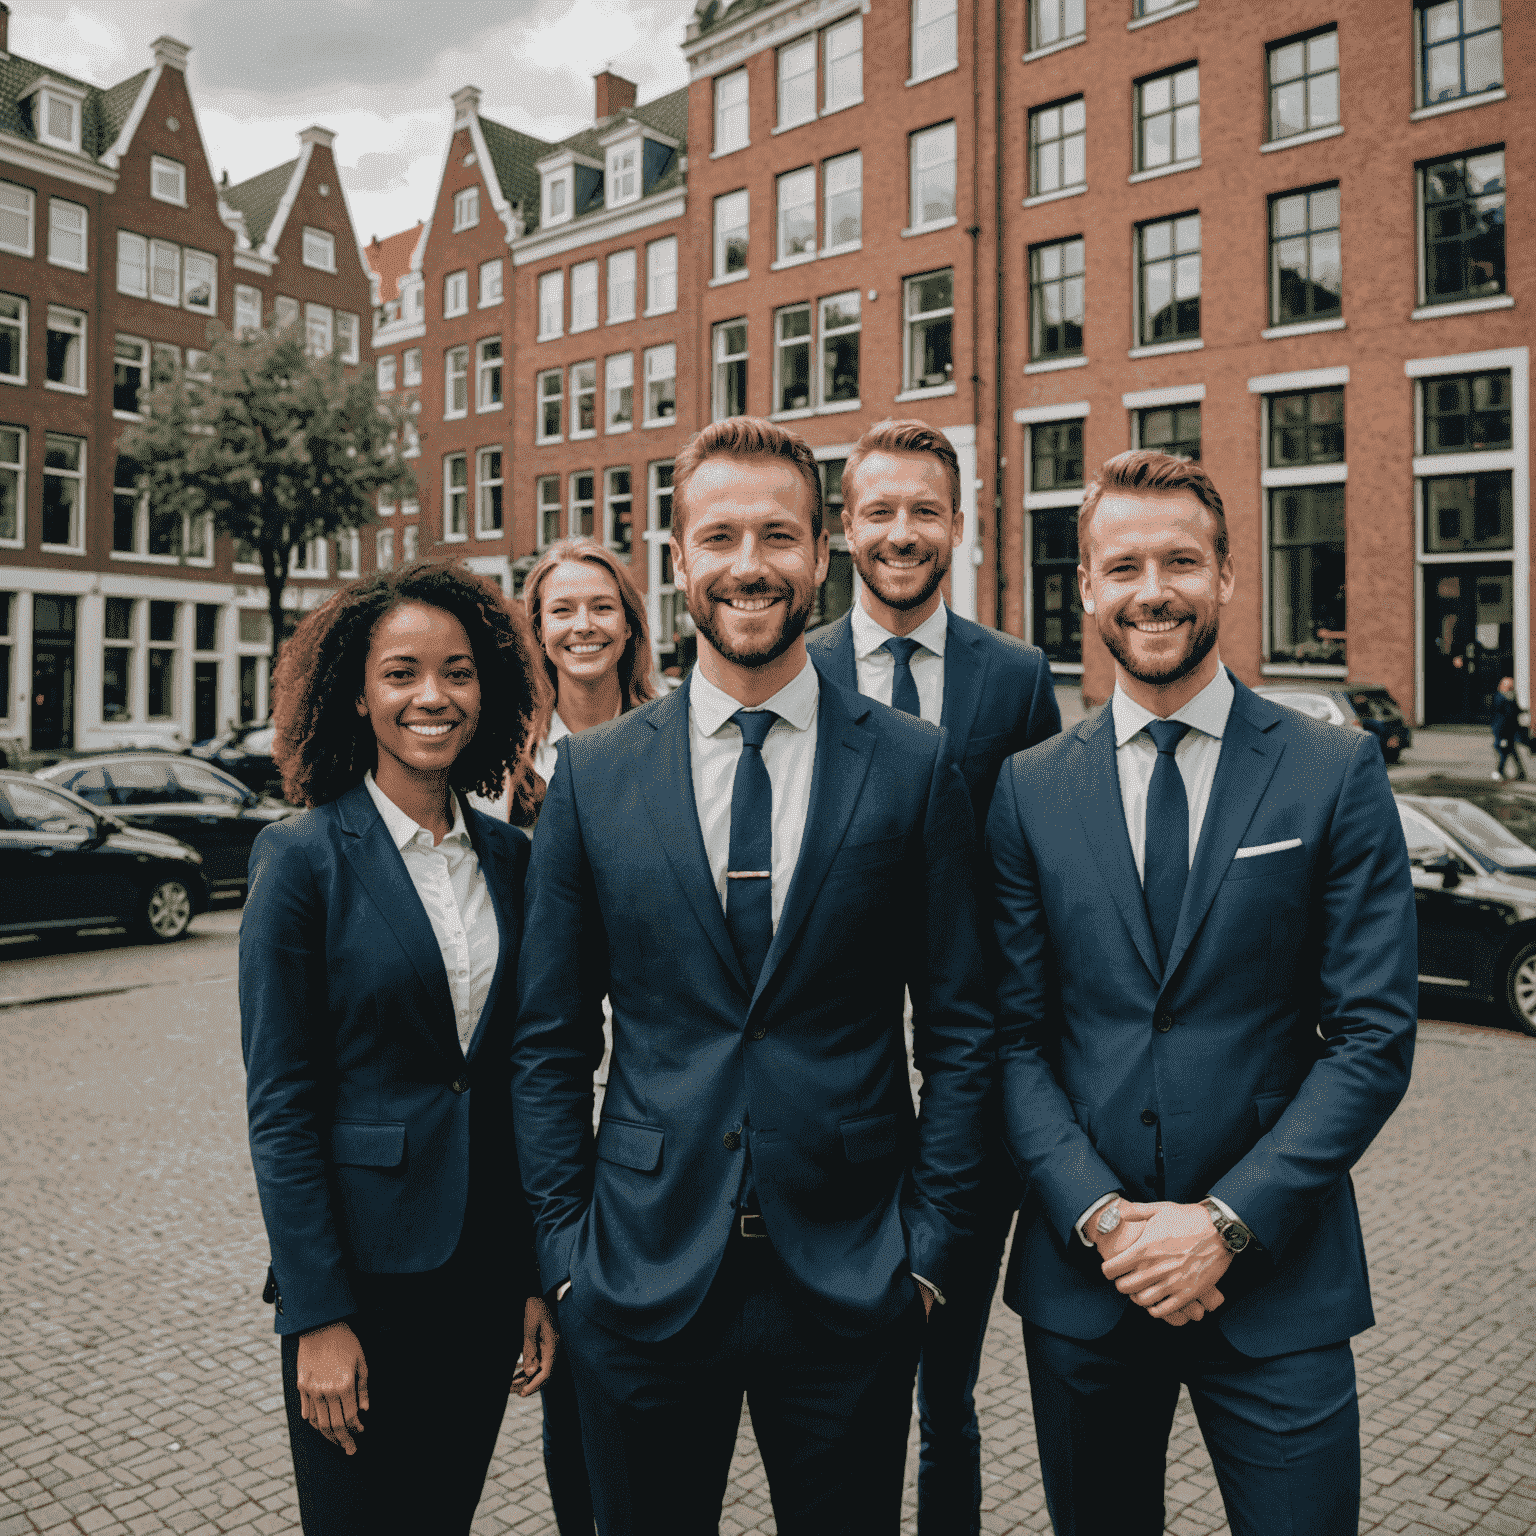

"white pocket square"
[1233,837,1304,860]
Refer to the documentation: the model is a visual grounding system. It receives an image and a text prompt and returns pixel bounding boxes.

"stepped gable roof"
[476,115,551,223]
[223,159,299,248]
[692,0,775,39]
[0,51,143,161]
[363,224,420,303]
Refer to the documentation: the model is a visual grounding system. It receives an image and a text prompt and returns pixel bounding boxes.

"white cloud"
[521,0,642,74]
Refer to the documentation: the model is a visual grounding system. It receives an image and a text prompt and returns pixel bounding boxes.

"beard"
[1099,605,1220,687]
[689,578,814,669]
[858,546,950,612]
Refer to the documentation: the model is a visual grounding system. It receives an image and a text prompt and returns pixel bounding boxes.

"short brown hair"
[271,559,547,808]
[843,419,962,519]
[1078,450,1229,566]
[672,417,823,541]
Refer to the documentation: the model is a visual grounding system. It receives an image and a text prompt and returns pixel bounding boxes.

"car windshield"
[1349,691,1400,723]
[1265,692,1335,722]
[1419,797,1536,873]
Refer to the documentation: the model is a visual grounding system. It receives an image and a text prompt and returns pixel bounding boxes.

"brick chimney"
[594,69,637,121]
[0,4,12,58]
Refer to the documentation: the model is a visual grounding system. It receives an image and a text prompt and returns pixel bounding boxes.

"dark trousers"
[558,1234,926,1536]
[1496,737,1527,777]
[914,1199,1014,1536]
[1023,1307,1360,1536]
[279,1249,518,1536]
[542,1345,597,1534]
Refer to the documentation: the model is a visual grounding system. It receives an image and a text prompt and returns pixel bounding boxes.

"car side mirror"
[1422,852,1463,889]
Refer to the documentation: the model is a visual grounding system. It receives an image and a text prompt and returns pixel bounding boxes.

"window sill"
[1261,662,1347,678]
[1128,159,1200,185]
[475,531,502,542]
[44,381,86,394]
[820,240,862,260]
[1025,355,1089,375]
[643,416,677,429]
[442,534,468,545]
[0,373,24,387]
[709,270,750,288]
[1410,295,1513,321]
[1128,338,1203,359]
[1409,89,1506,123]
[444,410,468,422]
[642,306,679,319]
[536,435,565,447]
[39,543,85,556]
[770,252,818,272]
[570,322,598,335]
[771,117,817,138]
[710,142,750,160]
[907,63,960,87]
[537,331,564,343]
[112,410,142,422]
[444,309,469,321]
[1261,318,1346,340]
[47,257,88,273]
[1260,123,1343,154]
[820,99,862,120]
[606,313,638,326]
[478,299,503,310]
[1049,661,1085,676]
[606,423,634,435]
[1261,463,1347,489]
[819,398,861,414]
[770,407,816,422]
[150,293,178,307]
[476,404,502,415]
[901,216,959,239]
[1024,185,1087,209]
[894,382,956,402]
[1023,35,1087,64]
[570,429,597,441]
[1127,0,1196,30]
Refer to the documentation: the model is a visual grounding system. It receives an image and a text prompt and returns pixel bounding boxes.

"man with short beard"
[808,419,1058,1536]
[987,450,1417,1536]
[512,418,993,1536]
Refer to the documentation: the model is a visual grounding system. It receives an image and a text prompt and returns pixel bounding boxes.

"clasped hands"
[1090,1200,1232,1327]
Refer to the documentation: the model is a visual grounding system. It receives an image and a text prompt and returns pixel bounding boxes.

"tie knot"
[1146,719,1190,756]
[884,637,921,666]
[732,709,777,750]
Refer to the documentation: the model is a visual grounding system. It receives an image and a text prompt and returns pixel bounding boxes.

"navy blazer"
[807,607,1060,835]
[987,675,1417,1358]
[511,674,994,1343]
[240,782,536,1336]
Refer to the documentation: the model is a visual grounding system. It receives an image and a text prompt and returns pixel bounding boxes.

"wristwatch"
[1200,1198,1254,1254]
[1094,1199,1122,1238]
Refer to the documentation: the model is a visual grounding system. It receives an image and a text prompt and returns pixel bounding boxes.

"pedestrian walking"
[988,451,1417,1536]
[1491,675,1527,780]
[240,560,555,1535]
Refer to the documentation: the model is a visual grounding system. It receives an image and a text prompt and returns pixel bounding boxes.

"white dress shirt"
[364,772,499,1053]
[1076,662,1240,1246]
[532,710,572,787]
[850,598,949,725]
[689,659,820,930]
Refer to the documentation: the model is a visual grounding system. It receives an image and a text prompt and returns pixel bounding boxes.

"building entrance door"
[29,595,76,750]
[1424,562,1514,724]
[194,661,218,741]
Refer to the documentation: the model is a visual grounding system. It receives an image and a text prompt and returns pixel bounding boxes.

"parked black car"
[1255,683,1412,762]
[189,721,282,798]
[1395,776,1536,1035]
[0,770,209,944]
[35,754,295,898]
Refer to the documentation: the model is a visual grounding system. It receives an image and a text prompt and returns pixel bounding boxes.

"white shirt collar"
[1111,660,1235,749]
[547,711,572,750]
[364,769,470,851]
[850,597,950,662]
[690,656,820,738]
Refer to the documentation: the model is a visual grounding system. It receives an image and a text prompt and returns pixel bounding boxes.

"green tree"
[118,324,418,669]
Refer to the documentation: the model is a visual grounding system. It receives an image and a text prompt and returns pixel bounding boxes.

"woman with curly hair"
[240,559,556,1535]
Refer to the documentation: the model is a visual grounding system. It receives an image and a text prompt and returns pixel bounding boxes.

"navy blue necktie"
[726,709,777,984]
[1143,719,1191,970]
[884,637,922,717]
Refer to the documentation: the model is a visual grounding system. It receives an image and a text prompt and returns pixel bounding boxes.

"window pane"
[1269,485,1346,663]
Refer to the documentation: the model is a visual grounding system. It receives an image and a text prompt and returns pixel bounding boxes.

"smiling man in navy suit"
[808,419,1058,1536]
[512,418,993,1536]
[988,450,1417,1536]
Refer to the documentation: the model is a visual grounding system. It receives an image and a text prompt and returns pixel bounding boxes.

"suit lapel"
[813,613,858,693]
[462,807,522,1060]
[939,612,991,762]
[1160,679,1284,983]
[1074,709,1162,981]
[337,783,460,1058]
[640,678,752,994]
[750,681,875,1013]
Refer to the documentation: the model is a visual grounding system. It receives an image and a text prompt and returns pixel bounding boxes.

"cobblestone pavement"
[0,919,1532,1535]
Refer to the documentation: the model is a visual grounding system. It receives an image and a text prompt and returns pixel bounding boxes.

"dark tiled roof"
[223,159,298,248]
[0,52,147,161]
[477,117,551,225]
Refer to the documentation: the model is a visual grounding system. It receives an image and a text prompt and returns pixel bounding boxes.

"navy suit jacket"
[987,675,1417,1358]
[807,606,1060,837]
[511,673,994,1343]
[240,782,536,1335]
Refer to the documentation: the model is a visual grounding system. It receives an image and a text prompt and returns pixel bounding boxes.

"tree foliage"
[118,324,418,666]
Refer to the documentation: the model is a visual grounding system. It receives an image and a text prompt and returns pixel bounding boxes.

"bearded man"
[511,417,993,1536]
[986,450,1417,1536]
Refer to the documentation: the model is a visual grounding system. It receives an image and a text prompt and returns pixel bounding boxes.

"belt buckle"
[738,1212,768,1239]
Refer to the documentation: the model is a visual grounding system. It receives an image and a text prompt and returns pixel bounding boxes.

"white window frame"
[150,155,186,206]
[403,347,423,388]
[376,527,395,570]
[543,168,574,226]
[234,283,262,334]
[335,311,360,365]
[453,186,480,231]
[537,474,562,549]
[909,121,958,233]
[444,452,469,541]
[776,166,817,263]
[537,367,564,443]
[713,319,749,421]
[0,294,28,386]
[476,336,502,413]
[570,471,596,539]
[823,151,862,255]
[604,466,634,562]
[607,138,641,208]
[902,269,955,393]
[643,343,677,426]
[336,528,360,578]
[182,249,217,315]
[645,237,678,315]
[443,269,469,318]
[714,189,750,280]
[571,260,599,332]
[714,68,750,155]
[41,431,85,552]
[117,231,148,297]
[912,0,960,82]
[377,355,397,393]
[45,306,86,394]
[820,290,862,408]
[47,199,87,272]
[608,249,637,324]
[0,182,35,258]
[606,352,634,433]
[476,446,503,537]
[478,258,503,308]
[445,345,469,419]
[402,524,419,562]
[113,334,148,420]
[302,227,337,272]
[150,240,180,307]
[572,360,598,438]
[824,15,864,114]
[774,303,813,415]
[305,303,334,357]
[778,35,817,131]
[274,294,300,330]
[538,270,565,340]
[0,423,27,548]
[1134,63,1201,178]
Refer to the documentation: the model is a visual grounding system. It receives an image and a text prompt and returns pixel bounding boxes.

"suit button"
[451,1078,468,1094]
[1141,1110,1158,1126]
[1154,1012,1174,1033]
[750,1027,766,1041]
[723,1131,741,1151]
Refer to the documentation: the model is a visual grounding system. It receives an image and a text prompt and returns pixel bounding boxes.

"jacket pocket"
[840,1111,898,1164]
[329,1121,406,1168]
[596,1116,664,1172]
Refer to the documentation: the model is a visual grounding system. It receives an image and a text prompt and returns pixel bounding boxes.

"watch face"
[1096,1205,1121,1234]
[1226,1227,1250,1252]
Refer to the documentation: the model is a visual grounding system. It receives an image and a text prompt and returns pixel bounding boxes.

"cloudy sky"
[11,0,696,245]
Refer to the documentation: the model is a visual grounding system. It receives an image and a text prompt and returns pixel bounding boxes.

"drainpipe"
[992,0,1006,633]
[966,0,983,621]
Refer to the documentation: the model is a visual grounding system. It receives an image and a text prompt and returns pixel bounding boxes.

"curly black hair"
[271,559,549,808]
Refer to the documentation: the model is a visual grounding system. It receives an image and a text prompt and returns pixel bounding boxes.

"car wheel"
[1500,942,1536,1037]
[1383,748,1401,765]
[140,878,193,943]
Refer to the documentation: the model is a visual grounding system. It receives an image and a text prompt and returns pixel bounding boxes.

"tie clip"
[727,870,771,879]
